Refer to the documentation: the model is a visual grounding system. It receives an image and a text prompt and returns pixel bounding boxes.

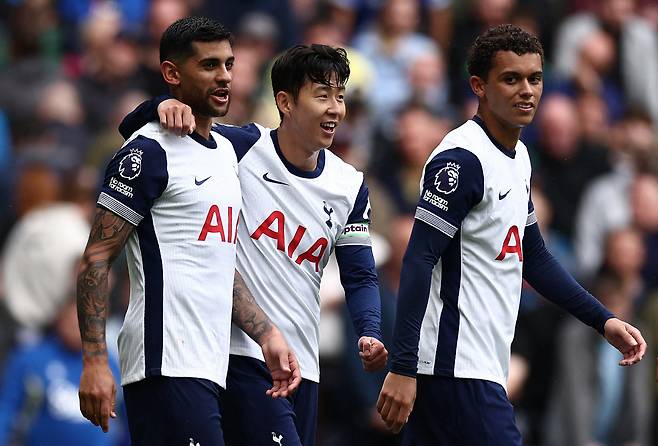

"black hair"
[467,24,544,79]
[271,44,350,117]
[160,16,232,64]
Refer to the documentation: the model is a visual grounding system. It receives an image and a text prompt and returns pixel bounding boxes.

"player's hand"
[158,99,196,136]
[79,358,117,432]
[376,372,416,434]
[266,351,302,399]
[260,326,302,398]
[603,317,646,366]
[358,336,388,372]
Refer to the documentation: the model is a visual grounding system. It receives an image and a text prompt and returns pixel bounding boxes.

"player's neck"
[476,108,521,151]
[277,125,320,172]
[194,116,213,139]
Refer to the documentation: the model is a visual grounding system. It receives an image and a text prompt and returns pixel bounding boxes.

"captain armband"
[335,222,371,247]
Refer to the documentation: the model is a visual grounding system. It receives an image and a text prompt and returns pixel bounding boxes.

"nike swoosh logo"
[262,173,288,186]
[195,176,211,186]
[499,189,511,200]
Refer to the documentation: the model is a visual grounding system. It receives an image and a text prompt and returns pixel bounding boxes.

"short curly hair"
[467,24,544,79]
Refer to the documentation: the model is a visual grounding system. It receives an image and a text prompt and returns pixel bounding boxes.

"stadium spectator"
[0,204,127,446]
[545,272,652,446]
[372,102,451,214]
[630,173,658,291]
[552,0,658,128]
[574,109,657,280]
[136,0,190,98]
[352,0,441,133]
[75,5,143,135]
[533,93,611,240]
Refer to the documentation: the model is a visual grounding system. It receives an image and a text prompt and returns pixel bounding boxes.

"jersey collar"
[471,115,516,159]
[270,129,325,178]
[188,131,217,149]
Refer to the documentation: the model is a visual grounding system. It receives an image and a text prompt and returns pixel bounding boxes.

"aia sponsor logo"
[198,205,239,244]
[495,225,523,261]
[251,211,328,272]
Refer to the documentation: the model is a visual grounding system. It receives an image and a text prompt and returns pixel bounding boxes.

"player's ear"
[161,61,181,87]
[275,91,293,118]
[469,75,487,99]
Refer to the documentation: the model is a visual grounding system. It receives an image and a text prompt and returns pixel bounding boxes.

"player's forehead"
[189,40,233,61]
[302,72,345,92]
[489,50,542,76]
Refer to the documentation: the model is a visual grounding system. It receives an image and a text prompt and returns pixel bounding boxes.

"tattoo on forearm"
[232,272,273,344]
[77,208,132,358]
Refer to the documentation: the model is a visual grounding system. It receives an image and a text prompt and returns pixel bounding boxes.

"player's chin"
[317,132,336,149]
[213,104,230,117]
[207,98,230,117]
[510,109,536,126]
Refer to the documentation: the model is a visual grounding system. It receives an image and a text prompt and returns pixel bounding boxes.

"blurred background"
[0,0,656,445]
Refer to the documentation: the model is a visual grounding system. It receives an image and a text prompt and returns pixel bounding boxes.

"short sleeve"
[97,136,168,226]
[336,178,372,247]
[415,147,484,238]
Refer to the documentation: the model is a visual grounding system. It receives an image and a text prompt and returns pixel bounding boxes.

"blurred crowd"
[0,0,657,445]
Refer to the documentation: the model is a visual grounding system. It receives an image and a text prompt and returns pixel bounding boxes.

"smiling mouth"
[320,122,337,133]
[211,89,230,103]
[515,103,534,111]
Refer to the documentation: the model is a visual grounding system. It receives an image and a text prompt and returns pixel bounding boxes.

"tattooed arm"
[232,271,275,344]
[77,207,134,432]
[232,271,302,397]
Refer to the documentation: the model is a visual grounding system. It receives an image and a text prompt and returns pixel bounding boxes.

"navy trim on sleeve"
[416,148,484,237]
[522,222,614,334]
[97,136,168,225]
[346,179,371,224]
[119,95,171,139]
[335,245,382,340]
[389,220,453,377]
[213,123,261,162]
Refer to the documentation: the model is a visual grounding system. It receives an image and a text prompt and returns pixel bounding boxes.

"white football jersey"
[414,118,534,389]
[98,122,241,387]
[215,123,371,382]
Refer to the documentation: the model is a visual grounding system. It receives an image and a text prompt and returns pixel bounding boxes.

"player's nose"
[215,68,231,84]
[327,97,344,118]
[518,79,534,97]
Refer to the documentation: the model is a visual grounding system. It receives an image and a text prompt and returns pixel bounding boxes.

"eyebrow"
[498,70,543,77]
[314,84,346,92]
[198,56,234,65]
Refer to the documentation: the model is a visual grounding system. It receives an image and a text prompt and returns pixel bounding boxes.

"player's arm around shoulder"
[157,98,196,136]
[77,207,134,432]
[231,271,301,398]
